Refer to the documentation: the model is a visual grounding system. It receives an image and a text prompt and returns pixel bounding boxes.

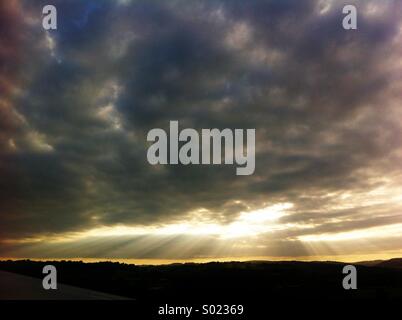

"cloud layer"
[1,0,402,260]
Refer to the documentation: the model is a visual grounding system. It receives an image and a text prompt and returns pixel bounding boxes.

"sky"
[1,0,402,263]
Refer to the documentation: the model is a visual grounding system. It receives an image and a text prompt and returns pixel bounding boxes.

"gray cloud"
[1,0,402,259]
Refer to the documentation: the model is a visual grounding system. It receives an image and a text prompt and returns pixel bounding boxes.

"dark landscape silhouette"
[1,259,402,302]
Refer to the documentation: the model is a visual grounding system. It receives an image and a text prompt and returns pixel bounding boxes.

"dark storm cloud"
[1,0,402,261]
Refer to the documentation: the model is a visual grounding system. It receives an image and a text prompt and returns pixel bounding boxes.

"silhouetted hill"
[1,259,402,302]
[355,260,384,267]
[356,258,402,269]
[375,258,402,269]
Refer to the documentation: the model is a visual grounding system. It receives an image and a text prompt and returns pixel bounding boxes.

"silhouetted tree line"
[1,260,402,300]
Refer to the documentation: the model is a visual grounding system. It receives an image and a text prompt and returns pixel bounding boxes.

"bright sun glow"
[39,202,294,243]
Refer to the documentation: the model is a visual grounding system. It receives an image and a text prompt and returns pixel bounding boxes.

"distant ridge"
[1,258,402,300]
[356,258,402,269]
